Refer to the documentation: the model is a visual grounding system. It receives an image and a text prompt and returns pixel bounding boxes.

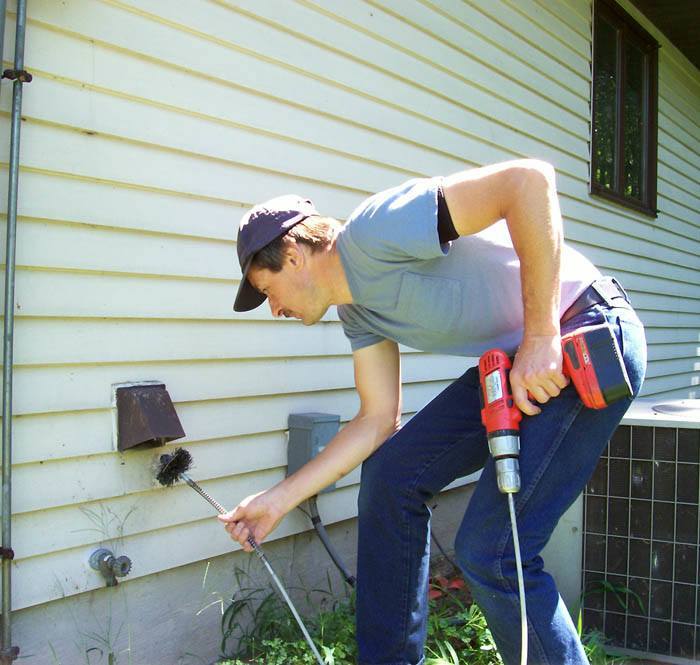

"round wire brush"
[156,448,193,487]
[154,447,323,665]
[156,447,226,513]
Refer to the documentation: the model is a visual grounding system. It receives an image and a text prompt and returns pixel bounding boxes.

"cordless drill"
[479,322,632,494]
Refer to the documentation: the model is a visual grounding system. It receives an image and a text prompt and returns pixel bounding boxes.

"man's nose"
[268,297,283,318]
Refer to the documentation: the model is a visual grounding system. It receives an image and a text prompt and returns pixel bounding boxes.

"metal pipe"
[2,1,29,662]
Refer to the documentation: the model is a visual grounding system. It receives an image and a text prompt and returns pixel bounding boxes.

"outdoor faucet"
[89,548,132,587]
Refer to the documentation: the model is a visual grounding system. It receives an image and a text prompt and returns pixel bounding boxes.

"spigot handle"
[112,555,132,577]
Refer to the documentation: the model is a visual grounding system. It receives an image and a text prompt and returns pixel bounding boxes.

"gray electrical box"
[287,412,340,493]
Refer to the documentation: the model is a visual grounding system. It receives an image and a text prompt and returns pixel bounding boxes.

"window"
[591,0,658,216]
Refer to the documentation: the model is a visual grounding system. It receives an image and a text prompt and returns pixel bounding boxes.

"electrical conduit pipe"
[1,0,31,661]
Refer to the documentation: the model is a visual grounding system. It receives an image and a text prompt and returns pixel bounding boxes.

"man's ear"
[284,242,304,269]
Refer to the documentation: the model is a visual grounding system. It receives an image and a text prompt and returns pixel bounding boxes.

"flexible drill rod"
[180,473,324,665]
[507,493,527,665]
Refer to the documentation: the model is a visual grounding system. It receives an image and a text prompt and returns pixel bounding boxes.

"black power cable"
[305,496,356,588]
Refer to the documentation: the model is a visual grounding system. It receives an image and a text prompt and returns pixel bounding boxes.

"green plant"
[580,628,631,665]
[218,564,356,664]
[425,576,501,665]
[219,569,631,664]
[574,578,643,665]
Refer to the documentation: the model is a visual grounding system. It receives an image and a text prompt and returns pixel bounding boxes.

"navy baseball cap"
[233,194,319,312]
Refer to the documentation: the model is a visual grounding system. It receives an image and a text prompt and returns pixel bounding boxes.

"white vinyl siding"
[1,0,697,611]
[609,0,700,398]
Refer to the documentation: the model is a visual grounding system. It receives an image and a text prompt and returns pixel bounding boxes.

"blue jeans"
[356,298,647,664]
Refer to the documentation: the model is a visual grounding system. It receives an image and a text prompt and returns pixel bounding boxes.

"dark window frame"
[591,0,659,217]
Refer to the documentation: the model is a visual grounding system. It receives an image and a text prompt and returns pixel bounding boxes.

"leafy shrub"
[218,570,630,664]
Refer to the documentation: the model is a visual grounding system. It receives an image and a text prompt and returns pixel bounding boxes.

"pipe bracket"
[2,69,32,83]
[0,548,14,560]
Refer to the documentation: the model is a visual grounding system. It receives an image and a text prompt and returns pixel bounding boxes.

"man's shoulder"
[346,177,437,228]
[342,176,444,262]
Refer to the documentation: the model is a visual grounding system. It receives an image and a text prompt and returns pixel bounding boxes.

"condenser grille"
[582,425,700,660]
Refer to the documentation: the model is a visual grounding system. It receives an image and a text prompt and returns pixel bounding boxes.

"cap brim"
[233,261,267,312]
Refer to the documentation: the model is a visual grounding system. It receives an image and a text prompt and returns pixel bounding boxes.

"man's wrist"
[523,329,560,340]
[270,477,304,515]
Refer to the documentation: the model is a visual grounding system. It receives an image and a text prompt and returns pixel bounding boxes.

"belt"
[560,277,631,325]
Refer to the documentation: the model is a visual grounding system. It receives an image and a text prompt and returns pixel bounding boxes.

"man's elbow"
[515,159,556,191]
[386,413,402,438]
[372,413,401,450]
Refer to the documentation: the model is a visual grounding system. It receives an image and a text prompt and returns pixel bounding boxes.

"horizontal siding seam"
[28,18,577,178]
[633,310,700,322]
[12,255,700,289]
[626,288,700,301]
[657,172,700,201]
[658,144,700,181]
[614,272,700,291]
[15,384,366,417]
[658,145,700,176]
[91,0,590,158]
[573,240,700,275]
[223,0,591,129]
[473,0,590,58]
[658,101,700,147]
[10,214,235,245]
[642,388,698,399]
[562,202,700,246]
[13,114,374,195]
[15,200,699,263]
[8,163,246,208]
[647,354,700,363]
[659,58,700,104]
[25,14,482,168]
[305,0,591,104]
[29,118,696,237]
[7,351,362,370]
[534,0,590,37]
[9,111,592,193]
[498,0,591,52]
[34,69,424,182]
[11,263,237,284]
[643,371,700,383]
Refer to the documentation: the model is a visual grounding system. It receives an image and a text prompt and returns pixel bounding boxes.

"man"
[220,160,647,664]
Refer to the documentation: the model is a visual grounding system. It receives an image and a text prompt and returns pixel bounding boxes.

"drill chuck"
[488,433,521,494]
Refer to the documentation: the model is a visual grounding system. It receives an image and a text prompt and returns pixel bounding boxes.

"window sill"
[589,186,658,219]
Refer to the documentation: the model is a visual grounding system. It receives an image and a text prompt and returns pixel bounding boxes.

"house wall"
[613,0,700,399]
[0,0,697,662]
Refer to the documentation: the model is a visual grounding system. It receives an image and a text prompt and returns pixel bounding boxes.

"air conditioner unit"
[581,399,700,663]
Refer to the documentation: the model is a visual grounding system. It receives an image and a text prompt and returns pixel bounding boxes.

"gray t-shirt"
[336,176,601,356]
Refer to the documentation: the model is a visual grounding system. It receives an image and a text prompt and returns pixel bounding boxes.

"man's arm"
[442,159,569,416]
[220,339,402,550]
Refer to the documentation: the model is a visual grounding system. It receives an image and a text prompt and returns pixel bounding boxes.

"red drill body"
[479,323,632,494]
[478,349,522,494]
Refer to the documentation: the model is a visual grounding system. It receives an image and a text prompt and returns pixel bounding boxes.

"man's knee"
[455,525,495,583]
[456,522,546,592]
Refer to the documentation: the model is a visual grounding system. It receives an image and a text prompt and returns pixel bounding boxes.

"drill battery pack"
[562,322,633,409]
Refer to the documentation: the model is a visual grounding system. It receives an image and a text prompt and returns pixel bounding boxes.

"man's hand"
[510,334,569,416]
[218,488,286,552]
